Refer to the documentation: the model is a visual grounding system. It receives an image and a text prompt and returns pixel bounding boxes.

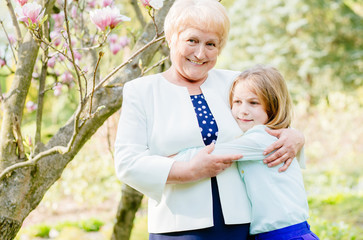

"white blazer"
[114,69,251,233]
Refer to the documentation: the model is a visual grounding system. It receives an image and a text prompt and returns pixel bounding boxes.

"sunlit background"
[0,0,362,239]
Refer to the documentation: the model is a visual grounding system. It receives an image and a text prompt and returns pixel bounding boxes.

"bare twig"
[0,82,3,102]
[64,0,83,103]
[73,31,110,51]
[106,119,114,161]
[148,8,161,37]
[89,51,104,116]
[0,20,17,64]
[31,33,85,76]
[4,0,22,44]
[140,56,169,77]
[34,1,52,145]
[91,35,165,95]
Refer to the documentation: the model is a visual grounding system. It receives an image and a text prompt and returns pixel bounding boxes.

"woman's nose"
[195,45,206,59]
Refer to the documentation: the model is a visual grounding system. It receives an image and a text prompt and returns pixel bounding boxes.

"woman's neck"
[162,68,205,95]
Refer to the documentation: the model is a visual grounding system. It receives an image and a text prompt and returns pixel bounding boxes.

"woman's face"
[169,28,220,83]
[231,82,268,132]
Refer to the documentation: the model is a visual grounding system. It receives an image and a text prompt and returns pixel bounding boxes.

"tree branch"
[0,20,17,64]
[35,6,51,145]
[5,0,22,44]
[64,0,83,103]
[140,55,169,76]
[89,51,104,116]
[91,35,165,95]
[0,145,67,180]
[130,0,146,27]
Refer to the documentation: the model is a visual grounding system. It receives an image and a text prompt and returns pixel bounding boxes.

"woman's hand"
[263,128,305,172]
[167,143,243,184]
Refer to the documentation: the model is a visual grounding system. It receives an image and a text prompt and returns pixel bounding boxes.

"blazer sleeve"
[114,81,175,203]
[213,126,276,161]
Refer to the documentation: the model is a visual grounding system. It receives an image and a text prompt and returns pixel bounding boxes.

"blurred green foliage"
[218,0,363,105]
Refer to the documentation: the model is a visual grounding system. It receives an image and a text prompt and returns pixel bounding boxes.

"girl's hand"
[263,128,305,172]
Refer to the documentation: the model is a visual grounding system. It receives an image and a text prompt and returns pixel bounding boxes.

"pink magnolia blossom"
[61,71,73,84]
[140,0,150,6]
[52,12,64,28]
[50,31,62,46]
[90,7,130,31]
[32,72,39,79]
[16,0,28,6]
[47,56,56,68]
[71,6,78,19]
[108,34,118,44]
[88,0,96,9]
[74,50,82,61]
[27,136,33,147]
[110,43,121,55]
[103,0,113,7]
[108,35,129,55]
[0,59,6,68]
[68,49,82,61]
[119,36,130,48]
[58,53,66,61]
[26,101,38,112]
[15,2,45,27]
[140,0,163,9]
[8,34,16,45]
[53,83,63,96]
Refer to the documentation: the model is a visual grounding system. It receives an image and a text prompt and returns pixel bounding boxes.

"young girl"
[174,65,319,239]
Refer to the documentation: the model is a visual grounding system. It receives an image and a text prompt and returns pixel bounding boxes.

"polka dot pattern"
[190,94,218,145]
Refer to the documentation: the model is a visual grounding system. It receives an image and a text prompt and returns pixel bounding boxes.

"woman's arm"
[114,82,175,202]
[167,144,243,184]
[263,128,305,172]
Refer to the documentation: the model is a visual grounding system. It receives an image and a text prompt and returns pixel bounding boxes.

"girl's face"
[169,28,220,83]
[231,81,268,132]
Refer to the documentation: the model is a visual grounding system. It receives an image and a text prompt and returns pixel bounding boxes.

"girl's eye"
[234,100,242,104]
[250,101,259,105]
[188,39,196,43]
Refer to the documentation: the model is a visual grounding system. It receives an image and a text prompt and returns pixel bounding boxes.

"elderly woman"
[114,0,304,239]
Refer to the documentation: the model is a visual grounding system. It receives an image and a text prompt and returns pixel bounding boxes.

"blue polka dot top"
[190,94,218,145]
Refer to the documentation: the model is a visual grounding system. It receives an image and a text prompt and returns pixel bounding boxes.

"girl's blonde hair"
[229,65,293,129]
[164,0,230,51]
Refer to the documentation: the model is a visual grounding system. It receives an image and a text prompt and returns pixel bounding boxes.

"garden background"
[0,0,362,239]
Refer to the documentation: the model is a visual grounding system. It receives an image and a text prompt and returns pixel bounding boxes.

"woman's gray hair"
[164,0,230,51]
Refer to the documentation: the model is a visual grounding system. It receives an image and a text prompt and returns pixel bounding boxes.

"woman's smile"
[168,28,220,83]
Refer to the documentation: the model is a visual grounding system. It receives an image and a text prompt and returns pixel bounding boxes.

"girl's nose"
[239,104,249,116]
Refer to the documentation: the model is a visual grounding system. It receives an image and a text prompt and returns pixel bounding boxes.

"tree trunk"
[112,185,144,240]
[0,1,174,239]
[0,216,22,240]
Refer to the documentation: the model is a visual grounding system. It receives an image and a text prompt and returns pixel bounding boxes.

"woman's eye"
[188,39,196,43]
[207,42,216,47]
[234,100,242,104]
[250,101,259,105]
